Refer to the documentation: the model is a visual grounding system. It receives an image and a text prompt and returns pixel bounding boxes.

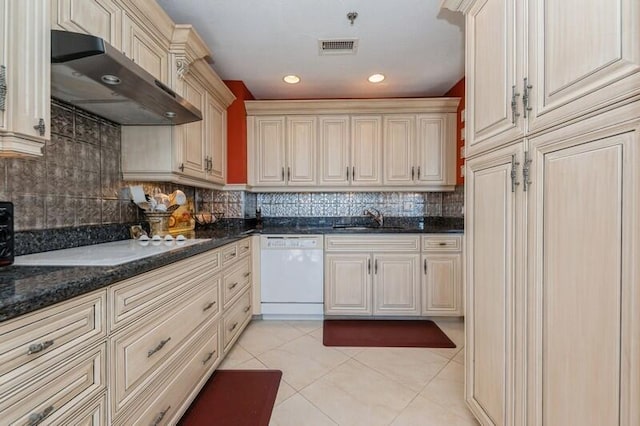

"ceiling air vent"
[318,39,359,55]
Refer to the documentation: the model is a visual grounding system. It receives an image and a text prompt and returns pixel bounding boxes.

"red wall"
[444,77,465,185]
[224,80,255,184]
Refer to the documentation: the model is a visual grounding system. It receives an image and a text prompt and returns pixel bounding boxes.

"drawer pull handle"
[229,322,238,332]
[152,405,171,426]
[148,337,172,357]
[439,242,447,246]
[203,301,216,312]
[27,405,54,426]
[229,282,238,290]
[242,246,249,250]
[27,340,54,355]
[243,272,251,278]
[424,259,428,274]
[226,252,237,259]
[244,306,251,313]
[202,351,216,365]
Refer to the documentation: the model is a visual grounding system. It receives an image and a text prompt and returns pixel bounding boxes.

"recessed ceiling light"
[283,75,301,84]
[165,112,177,118]
[368,73,385,83]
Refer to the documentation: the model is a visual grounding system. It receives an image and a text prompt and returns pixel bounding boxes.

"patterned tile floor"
[218,319,479,426]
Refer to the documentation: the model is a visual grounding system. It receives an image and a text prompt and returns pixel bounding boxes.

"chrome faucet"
[363,207,384,227]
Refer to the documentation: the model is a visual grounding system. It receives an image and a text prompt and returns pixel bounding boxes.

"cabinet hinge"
[511,154,520,193]
[0,65,6,112]
[522,78,533,118]
[523,151,532,191]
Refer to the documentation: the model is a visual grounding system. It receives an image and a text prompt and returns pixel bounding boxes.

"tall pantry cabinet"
[444,0,640,425]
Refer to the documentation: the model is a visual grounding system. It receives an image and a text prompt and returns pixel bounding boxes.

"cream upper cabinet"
[179,74,208,179]
[51,0,122,49]
[121,26,235,190]
[0,0,50,156]
[319,115,351,186]
[205,95,227,184]
[252,116,286,186]
[351,116,382,186]
[246,99,459,191]
[383,115,415,185]
[459,0,640,157]
[527,0,640,133]
[121,12,168,85]
[250,115,317,186]
[416,114,456,185]
[287,116,317,186]
[465,0,525,157]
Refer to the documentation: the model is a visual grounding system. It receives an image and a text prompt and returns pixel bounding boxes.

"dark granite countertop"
[0,217,463,323]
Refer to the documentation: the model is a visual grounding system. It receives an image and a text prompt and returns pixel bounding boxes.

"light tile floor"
[218,319,479,426]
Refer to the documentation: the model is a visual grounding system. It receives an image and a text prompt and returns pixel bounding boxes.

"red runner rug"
[178,369,282,426]
[323,319,456,348]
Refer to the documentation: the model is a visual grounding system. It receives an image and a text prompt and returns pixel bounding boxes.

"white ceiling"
[156,0,465,100]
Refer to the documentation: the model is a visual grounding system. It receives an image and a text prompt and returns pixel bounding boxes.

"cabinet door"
[52,0,122,49]
[324,253,371,316]
[319,116,350,186]
[180,75,207,178]
[122,13,168,84]
[383,115,415,185]
[465,142,525,426]
[421,254,461,316]
[526,115,640,425]
[206,95,226,184]
[351,116,382,186]
[254,117,286,186]
[527,0,640,133]
[465,0,525,157]
[0,0,50,155]
[416,114,456,186]
[373,254,420,316]
[286,116,316,186]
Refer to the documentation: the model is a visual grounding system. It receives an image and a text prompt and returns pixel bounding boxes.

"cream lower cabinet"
[324,235,421,316]
[421,235,463,316]
[465,104,640,425]
[0,291,107,425]
[0,238,254,426]
[0,0,50,156]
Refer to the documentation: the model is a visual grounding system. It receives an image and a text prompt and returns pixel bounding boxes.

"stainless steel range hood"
[51,30,202,125]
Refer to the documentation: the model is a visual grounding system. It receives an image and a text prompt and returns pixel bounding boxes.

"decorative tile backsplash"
[3,100,137,230]
[3,100,463,231]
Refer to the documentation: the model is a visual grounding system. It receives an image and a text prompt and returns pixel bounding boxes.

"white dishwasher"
[260,235,324,319]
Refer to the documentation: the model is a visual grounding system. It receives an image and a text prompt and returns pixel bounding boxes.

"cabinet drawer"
[115,318,220,426]
[110,278,219,416]
[421,235,462,252]
[53,393,107,426]
[0,291,106,384]
[109,250,219,332]
[325,235,420,252]
[222,290,252,353]
[222,257,251,308]
[221,238,252,267]
[0,344,106,426]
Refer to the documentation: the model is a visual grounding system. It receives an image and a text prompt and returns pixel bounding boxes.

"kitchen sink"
[332,224,406,230]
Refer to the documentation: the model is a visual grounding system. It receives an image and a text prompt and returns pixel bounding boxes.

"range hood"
[51,30,202,125]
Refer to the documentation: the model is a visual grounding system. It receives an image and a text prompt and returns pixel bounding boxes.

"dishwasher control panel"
[263,236,321,249]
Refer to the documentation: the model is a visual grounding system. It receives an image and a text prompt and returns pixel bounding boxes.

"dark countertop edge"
[0,224,463,322]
